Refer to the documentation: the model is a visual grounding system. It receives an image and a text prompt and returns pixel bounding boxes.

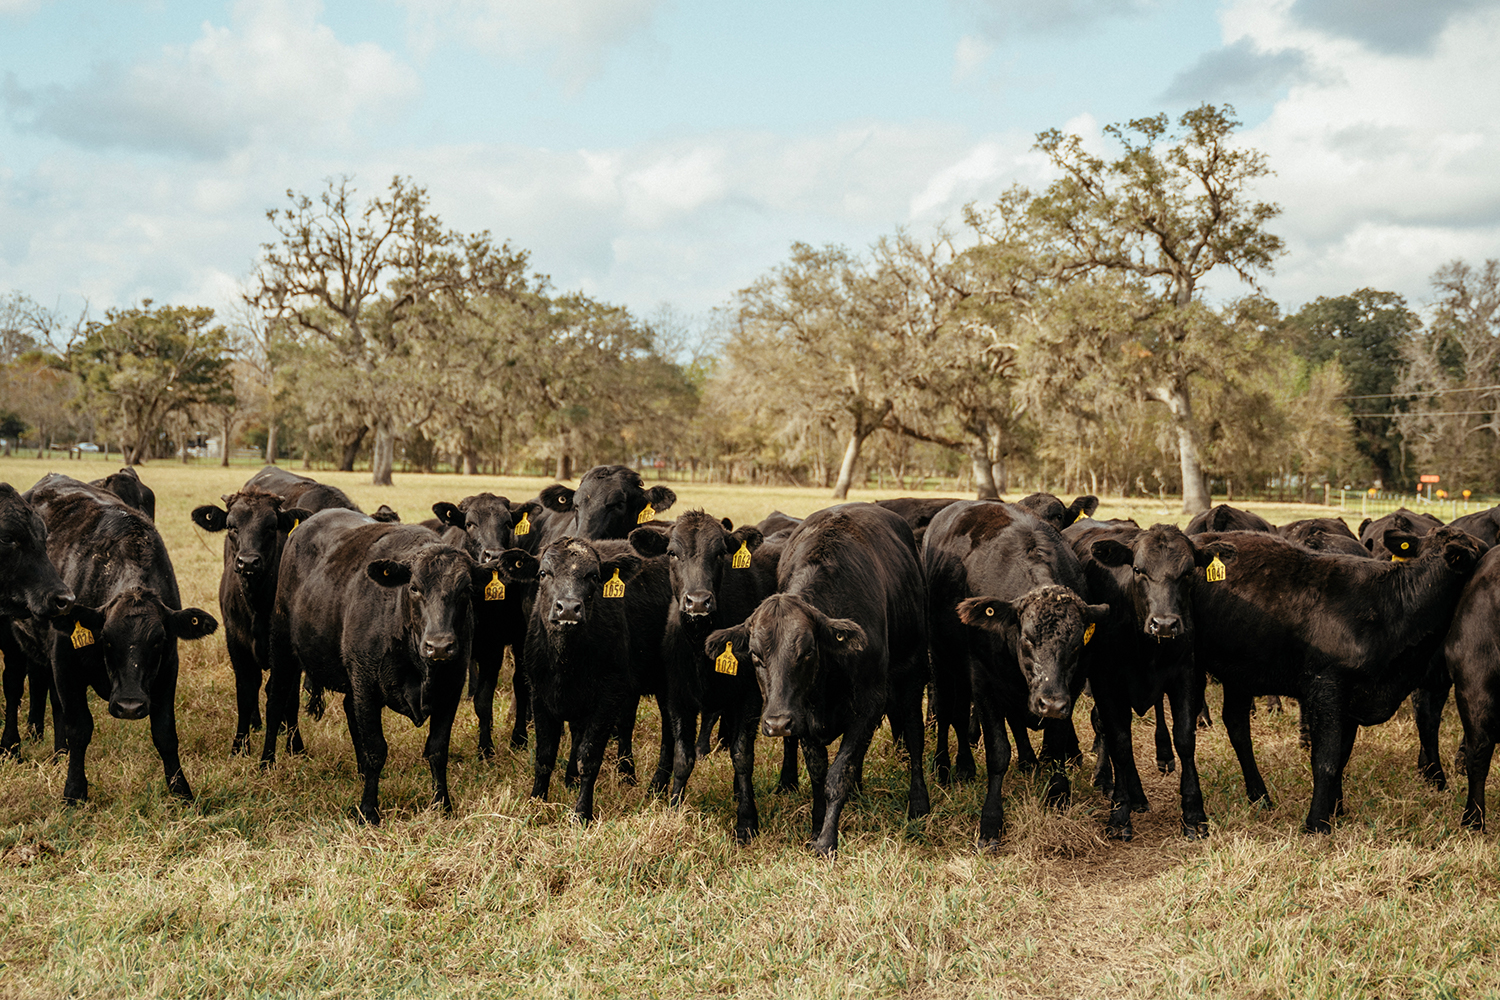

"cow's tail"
[304,677,327,721]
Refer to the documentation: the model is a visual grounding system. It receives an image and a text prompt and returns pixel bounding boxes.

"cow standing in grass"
[707,503,930,856]
[0,482,75,755]
[263,508,535,823]
[14,474,217,803]
[430,493,545,756]
[1191,525,1482,833]
[629,511,789,841]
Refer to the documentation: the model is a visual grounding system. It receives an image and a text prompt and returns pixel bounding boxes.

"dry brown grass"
[0,457,1495,999]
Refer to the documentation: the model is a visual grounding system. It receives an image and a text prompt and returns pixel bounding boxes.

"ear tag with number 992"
[485,571,505,601]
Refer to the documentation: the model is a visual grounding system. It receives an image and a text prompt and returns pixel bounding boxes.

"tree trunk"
[971,448,999,500]
[832,428,867,499]
[460,425,479,475]
[558,453,573,481]
[265,418,279,465]
[371,423,395,486]
[221,413,233,467]
[1154,382,1211,514]
[339,426,367,472]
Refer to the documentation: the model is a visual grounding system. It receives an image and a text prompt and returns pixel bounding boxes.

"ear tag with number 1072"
[732,541,752,569]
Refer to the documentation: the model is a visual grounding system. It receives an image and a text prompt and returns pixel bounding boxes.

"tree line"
[3,105,1498,510]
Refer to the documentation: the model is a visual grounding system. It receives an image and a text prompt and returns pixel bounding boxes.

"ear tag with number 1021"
[71,620,95,650]
[484,571,505,601]
[1206,555,1227,583]
[714,642,738,676]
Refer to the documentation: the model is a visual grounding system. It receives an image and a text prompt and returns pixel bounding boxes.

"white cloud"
[395,0,668,92]
[1196,0,1500,307]
[952,35,994,85]
[3,0,419,158]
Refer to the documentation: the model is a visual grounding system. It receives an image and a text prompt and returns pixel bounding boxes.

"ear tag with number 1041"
[1206,555,1227,583]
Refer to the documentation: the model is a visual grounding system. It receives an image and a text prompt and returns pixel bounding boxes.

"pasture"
[1,457,1497,999]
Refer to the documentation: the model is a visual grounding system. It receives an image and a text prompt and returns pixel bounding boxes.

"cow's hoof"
[734,826,758,845]
[1107,825,1134,842]
[1182,821,1209,840]
[1303,817,1332,835]
[1157,759,1175,775]
[976,835,1003,854]
[352,805,381,825]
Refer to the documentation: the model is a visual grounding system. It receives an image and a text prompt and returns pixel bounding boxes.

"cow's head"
[432,494,544,565]
[91,467,156,521]
[1091,525,1233,640]
[52,588,216,719]
[1411,524,1486,575]
[532,537,640,631]
[542,465,676,540]
[706,593,867,739]
[192,490,312,589]
[0,483,74,619]
[367,543,538,721]
[958,586,1109,720]
[631,510,762,621]
[1015,493,1099,531]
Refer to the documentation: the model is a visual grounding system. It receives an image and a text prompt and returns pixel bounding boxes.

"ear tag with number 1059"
[603,568,626,598]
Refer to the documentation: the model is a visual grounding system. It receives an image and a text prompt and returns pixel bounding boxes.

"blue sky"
[3,0,1498,335]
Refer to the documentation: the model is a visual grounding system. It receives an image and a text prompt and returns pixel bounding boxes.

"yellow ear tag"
[514,511,531,536]
[1206,555,1227,583]
[732,540,751,569]
[70,620,95,650]
[484,571,505,601]
[1083,623,1096,646]
[603,568,626,598]
[1391,555,1407,563]
[636,504,656,525]
[289,518,300,533]
[714,642,738,676]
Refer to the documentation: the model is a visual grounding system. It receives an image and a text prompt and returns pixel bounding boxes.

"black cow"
[90,467,156,521]
[629,511,788,841]
[1445,546,1500,829]
[537,465,677,544]
[1279,516,1357,545]
[0,482,75,754]
[14,474,216,803]
[431,493,545,756]
[1067,522,1231,840]
[924,500,1107,845]
[1185,504,1275,535]
[1013,493,1100,531]
[756,510,803,538]
[1191,526,1483,833]
[262,508,535,822]
[522,536,645,823]
[1450,505,1500,548]
[192,469,366,755]
[706,503,930,855]
[1358,508,1444,558]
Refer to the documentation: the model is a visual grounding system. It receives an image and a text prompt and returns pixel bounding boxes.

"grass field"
[1,456,1497,999]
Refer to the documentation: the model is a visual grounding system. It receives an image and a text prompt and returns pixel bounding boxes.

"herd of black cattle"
[4,464,1500,855]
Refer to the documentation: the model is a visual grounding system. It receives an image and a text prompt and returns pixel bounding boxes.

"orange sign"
[1419,475,1441,484]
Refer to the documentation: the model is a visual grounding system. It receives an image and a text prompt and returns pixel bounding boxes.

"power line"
[1337,385,1500,400]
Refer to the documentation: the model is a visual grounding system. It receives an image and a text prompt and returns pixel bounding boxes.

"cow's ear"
[628,524,670,557]
[169,607,219,640]
[371,504,401,523]
[1358,517,1372,537]
[1091,539,1133,567]
[645,485,676,513]
[367,560,412,587]
[52,605,105,635]
[1442,537,1481,574]
[278,508,314,533]
[815,615,867,657]
[1194,540,1236,566]
[1068,495,1100,524]
[1084,603,1111,626]
[704,624,750,663]
[731,525,765,553]
[191,505,227,532]
[721,517,734,530]
[957,596,1017,634]
[602,552,644,585]
[1383,530,1419,560]
[539,484,574,513]
[510,498,543,519]
[495,549,539,583]
[432,502,464,529]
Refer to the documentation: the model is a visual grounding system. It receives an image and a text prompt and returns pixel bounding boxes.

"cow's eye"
[409,588,423,600]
